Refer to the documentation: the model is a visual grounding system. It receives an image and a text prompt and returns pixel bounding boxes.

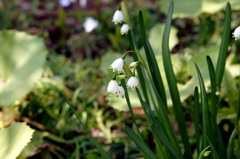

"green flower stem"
[128,30,150,104]
[162,2,192,158]
[121,80,142,138]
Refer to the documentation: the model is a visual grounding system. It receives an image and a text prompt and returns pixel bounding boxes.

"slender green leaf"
[228,87,240,159]
[162,2,192,158]
[198,146,211,159]
[121,1,131,28]
[128,30,150,104]
[206,56,217,147]
[200,127,219,159]
[139,10,167,106]
[206,56,217,119]
[216,2,231,87]
[193,87,201,155]
[124,126,157,159]
[195,64,211,148]
[227,126,238,159]
[147,75,182,156]
[151,125,183,159]
[122,80,142,137]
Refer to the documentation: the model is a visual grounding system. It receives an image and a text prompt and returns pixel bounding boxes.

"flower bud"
[129,61,140,69]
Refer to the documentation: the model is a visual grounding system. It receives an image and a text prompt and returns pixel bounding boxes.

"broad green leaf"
[159,0,202,17]
[159,0,240,17]
[148,23,178,56]
[0,122,35,159]
[0,30,47,106]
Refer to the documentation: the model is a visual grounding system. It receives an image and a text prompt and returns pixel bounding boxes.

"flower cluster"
[106,57,140,98]
[233,26,240,40]
[112,9,129,35]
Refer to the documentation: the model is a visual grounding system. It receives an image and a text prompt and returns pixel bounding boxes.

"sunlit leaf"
[0,30,47,106]
[0,122,35,159]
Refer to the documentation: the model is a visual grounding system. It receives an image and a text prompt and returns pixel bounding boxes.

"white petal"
[117,86,125,98]
[121,24,129,35]
[112,10,124,24]
[107,80,119,95]
[110,58,124,73]
[233,26,240,40]
[127,76,139,90]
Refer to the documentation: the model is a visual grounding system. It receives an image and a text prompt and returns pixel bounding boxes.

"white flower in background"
[83,17,99,33]
[117,86,125,98]
[121,24,129,35]
[112,10,124,25]
[79,0,87,8]
[59,0,76,7]
[232,26,240,40]
[109,58,124,73]
[127,76,139,90]
[107,80,119,95]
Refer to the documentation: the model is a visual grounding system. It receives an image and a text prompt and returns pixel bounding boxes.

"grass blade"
[151,125,183,159]
[139,10,167,106]
[216,2,231,87]
[128,30,150,104]
[193,87,201,155]
[124,126,157,159]
[198,146,211,159]
[206,56,217,119]
[195,64,211,148]
[206,56,217,147]
[227,87,240,158]
[121,80,142,138]
[162,2,192,158]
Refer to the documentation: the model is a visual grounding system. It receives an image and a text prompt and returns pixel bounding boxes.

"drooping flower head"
[109,58,124,73]
[127,76,139,90]
[107,80,119,95]
[121,24,129,35]
[112,10,124,25]
[233,26,240,40]
[117,85,125,98]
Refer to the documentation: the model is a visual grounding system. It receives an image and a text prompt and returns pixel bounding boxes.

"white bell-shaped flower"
[127,76,139,90]
[121,24,129,35]
[109,58,124,73]
[117,86,125,98]
[107,80,119,95]
[112,10,124,25]
[233,26,240,40]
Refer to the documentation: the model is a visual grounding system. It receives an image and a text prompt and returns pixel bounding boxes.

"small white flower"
[109,58,124,73]
[121,24,129,35]
[83,17,99,33]
[112,10,124,25]
[107,80,119,95]
[127,76,139,90]
[59,0,76,7]
[232,26,240,40]
[117,86,125,98]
